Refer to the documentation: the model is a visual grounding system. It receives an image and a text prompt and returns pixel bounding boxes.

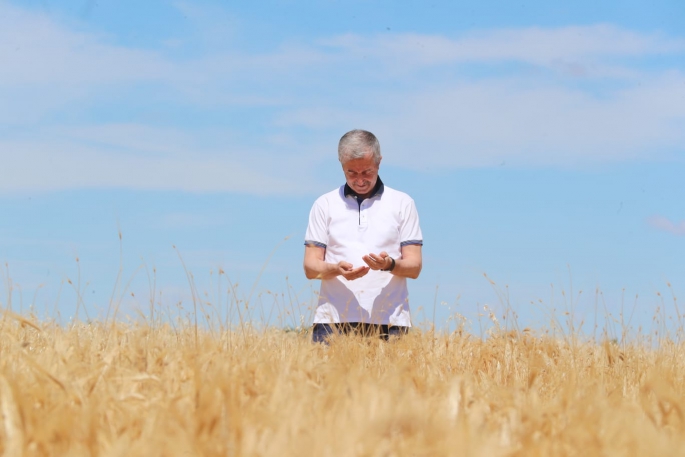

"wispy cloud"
[321,25,685,68]
[378,72,685,168]
[158,212,228,229]
[278,72,685,168]
[0,3,172,86]
[0,138,318,195]
[648,216,685,236]
[1,2,684,194]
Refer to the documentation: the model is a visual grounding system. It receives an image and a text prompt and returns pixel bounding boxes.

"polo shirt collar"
[344,177,385,200]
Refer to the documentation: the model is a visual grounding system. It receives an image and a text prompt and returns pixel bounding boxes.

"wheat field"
[1,309,685,457]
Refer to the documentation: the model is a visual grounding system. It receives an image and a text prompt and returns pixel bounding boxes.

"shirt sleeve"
[399,198,423,247]
[304,198,328,248]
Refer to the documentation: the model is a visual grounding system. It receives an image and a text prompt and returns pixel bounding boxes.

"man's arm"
[362,244,422,279]
[304,245,369,281]
[393,244,422,279]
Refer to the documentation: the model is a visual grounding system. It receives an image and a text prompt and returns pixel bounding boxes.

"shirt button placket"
[359,201,368,228]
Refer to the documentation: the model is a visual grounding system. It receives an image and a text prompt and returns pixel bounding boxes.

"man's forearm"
[304,258,339,280]
[389,257,422,279]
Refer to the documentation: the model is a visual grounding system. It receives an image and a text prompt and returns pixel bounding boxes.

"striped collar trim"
[344,177,384,199]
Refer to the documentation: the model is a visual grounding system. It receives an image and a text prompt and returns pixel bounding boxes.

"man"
[303,129,423,343]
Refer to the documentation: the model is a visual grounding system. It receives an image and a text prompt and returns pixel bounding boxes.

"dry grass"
[1,311,685,457]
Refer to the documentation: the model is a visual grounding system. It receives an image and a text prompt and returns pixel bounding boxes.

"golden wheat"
[1,312,684,456]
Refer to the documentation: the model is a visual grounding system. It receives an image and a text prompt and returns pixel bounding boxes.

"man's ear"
[377,156,382,167]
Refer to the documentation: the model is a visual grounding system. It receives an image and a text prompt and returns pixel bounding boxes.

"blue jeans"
[312,323,408,343]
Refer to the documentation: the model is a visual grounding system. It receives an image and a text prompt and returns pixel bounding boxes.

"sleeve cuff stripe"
[400,240,423,246]
[305,240,327,248]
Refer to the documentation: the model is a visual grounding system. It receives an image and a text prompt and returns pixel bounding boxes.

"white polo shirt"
[304,178,423,326]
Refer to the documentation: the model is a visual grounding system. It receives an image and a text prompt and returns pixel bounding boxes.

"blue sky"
[1,0,683,336]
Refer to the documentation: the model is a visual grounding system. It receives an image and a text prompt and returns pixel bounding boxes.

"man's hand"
[362,246,422,279]
[338,261,370,281]
[304,245,371,280]
[362,251,391,271]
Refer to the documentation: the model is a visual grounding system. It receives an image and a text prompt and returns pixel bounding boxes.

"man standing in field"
[303,129,423,342]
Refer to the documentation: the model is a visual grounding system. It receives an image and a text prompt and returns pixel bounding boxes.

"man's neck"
[344,177,384,201]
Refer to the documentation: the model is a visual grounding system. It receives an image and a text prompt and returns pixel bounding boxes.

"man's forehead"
[342,154,377,169]
[344,161,375,169]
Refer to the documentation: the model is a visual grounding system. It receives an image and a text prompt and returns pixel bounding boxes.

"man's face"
[341,152,381,197]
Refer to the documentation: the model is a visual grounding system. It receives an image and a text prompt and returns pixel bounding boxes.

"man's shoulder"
[312,186,345,206]
[382,185,416,204]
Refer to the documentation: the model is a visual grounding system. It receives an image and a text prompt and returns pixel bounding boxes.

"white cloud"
[322,25,685,68]
[648,216,685,236]
[0,134,317,195]
[171,1,242,48]
[5,3,680,90]
[54,124,195,158]
[1,2,684,193]
[380,73,685,168]
[0,3,173,86]
[157,212,228,229]
[279,72,685,168]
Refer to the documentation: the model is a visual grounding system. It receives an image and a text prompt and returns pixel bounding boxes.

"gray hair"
[338,129,381,164]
